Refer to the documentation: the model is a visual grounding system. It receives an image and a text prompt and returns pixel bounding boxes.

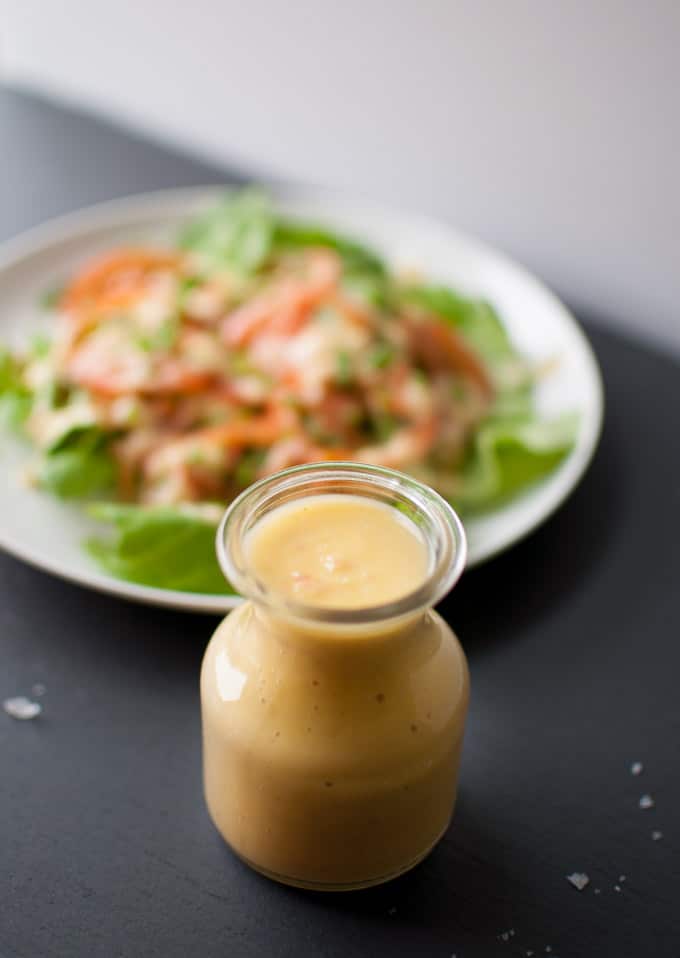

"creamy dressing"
[201,487,469,889]
[245,494,429,609]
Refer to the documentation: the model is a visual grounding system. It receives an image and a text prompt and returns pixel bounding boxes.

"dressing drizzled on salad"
[0,190,576,593]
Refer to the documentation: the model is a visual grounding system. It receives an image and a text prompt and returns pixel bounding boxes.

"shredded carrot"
[222,249,341,346]
[199,405,299,448]
[63,249,181,316]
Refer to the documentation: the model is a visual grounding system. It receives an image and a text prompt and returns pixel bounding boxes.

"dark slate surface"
[1,87,678,958]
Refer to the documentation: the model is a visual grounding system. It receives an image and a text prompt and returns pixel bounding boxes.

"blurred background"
[2,0,678,349]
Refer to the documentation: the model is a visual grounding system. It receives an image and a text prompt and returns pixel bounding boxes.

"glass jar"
[201,463,469,890]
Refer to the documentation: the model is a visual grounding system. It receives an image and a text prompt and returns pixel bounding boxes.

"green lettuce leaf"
[38,428,116,498]
[0,348,32,429]
[86,503,232,594]
[180,187,388,300]
[452,414,578,512]
[180,188,276,274]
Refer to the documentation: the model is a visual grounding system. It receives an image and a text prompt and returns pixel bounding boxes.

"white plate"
[0,186,603,613]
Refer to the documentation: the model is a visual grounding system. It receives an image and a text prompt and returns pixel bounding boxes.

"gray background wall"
[2,0,678,349]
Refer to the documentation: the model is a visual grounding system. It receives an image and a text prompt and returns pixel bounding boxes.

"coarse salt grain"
[652,830,663,841]
[639,794,655,809]
[630,761,643,776]
[566,872,590,891]
[614,885,621,892]
[3,696,42,720]
[619,875,626,882]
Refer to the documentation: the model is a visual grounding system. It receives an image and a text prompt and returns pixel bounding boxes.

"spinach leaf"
[87,503,233,594]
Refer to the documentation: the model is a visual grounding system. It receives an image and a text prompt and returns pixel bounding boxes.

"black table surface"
[2,88,679,958]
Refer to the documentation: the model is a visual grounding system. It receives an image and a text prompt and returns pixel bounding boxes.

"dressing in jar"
[201,462,469,890]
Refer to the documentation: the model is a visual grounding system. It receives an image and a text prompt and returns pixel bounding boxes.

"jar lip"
[216,462,467,626]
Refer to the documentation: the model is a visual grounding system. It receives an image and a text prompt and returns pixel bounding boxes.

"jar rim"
[216,462,467,626]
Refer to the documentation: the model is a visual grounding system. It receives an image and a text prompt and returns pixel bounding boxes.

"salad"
[0,190,576,594]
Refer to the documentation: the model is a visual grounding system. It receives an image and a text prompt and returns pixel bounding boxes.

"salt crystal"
[509,930,515,937]
[500,932,509,942]
[566,872,590,891]
[527,952,534,957]
[3,696,42,720]
[32,683,46,697]
[594,888,601,894]
[619,875,626,882]
[614,885,621,892]
[545,948,552,954]
[630,761,643,776]
[639,794,655,809]
[652,830,663,841]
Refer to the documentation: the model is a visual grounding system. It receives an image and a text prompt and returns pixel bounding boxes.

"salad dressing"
[245,494,430,608]
[201,465,470,889]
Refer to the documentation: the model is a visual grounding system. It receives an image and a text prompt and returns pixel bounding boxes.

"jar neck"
[250,600,432,668]
[217,462,467,626]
